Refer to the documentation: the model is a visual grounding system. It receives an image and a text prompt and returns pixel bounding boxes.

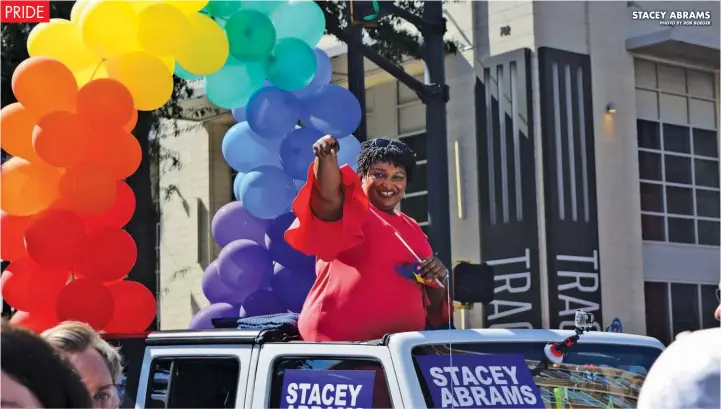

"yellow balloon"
[27,19,97,73]
[137,3,191,56]
[167,0,208,14]
[70,0,88,24]
[75,62,109,87]
[130,0,160,13]
[80,0,139,59]
[176,13,228,76]
[158,56,176,74]
[106,51,173,111]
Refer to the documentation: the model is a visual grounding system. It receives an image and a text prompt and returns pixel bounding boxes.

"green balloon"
[206,0,241,17]
[239,0,285,15]
[225,9,276,62]
[206,58,266,109]
[174,62,203,81]
[266,38,317,91]
[271,1,325,46]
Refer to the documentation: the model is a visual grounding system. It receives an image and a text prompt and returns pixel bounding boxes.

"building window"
[145,357,240,408]
[635,60,719,246]
[397,132,429,236]
[643,281,718,345]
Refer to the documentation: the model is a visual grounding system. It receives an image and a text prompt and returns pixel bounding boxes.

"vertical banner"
[537,47,603,330]
[476,49,543,329]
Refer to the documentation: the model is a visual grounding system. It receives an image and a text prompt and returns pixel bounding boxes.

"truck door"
[134,345,253,409]
[250,343,404,408]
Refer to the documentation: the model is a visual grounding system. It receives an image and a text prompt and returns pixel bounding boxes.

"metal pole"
[422,1,452,270]
[347,26,368,141]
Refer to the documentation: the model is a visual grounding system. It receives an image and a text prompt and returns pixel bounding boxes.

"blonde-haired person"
[42,321,124,409]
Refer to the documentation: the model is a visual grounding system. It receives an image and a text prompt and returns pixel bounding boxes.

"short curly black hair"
[356,138,417,181]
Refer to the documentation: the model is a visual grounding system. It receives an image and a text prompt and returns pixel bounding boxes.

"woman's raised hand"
[313,135,340,159]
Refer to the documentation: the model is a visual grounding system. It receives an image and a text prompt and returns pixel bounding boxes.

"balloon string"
[89,59,106,82]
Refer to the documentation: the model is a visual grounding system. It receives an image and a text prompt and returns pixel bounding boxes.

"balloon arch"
[1,0,363,332]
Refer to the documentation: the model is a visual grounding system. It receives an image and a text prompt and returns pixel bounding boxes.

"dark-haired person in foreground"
[1,320,94,408]
[285,136,452,342]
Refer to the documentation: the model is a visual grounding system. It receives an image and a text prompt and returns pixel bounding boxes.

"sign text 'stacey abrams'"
[280,369,376,409]
[415,354,545,409]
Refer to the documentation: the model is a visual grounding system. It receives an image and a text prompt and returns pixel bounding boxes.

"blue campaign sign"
[415,354,545,409]
[280,369,376,409]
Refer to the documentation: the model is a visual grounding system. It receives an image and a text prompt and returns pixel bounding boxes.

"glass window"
[665,186,693,215]
[641,215,665,241]
[670,283,700,336]
[696,189,720,218]
[145,357,240,409]
[700,284,720,329]
[667,217,695,244]
[663,155,692,184]
[638,151,662,181]
[694,158,720,188]
[644,282,670,345]
[663,124,691,154]
[693,128,719,158]
[637,120,660,150]
[412,342,662,409]
[269,357,393,408]
[698,220,721,246]
[401,194,429,224]
[402,132,427,161]
[406,162,428,194]
[640,183,664,212]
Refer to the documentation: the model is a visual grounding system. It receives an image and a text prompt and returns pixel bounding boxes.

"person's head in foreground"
[714,280,720,321]
[1,320,94,408]
[356,138,416,213]
[42,321,124,409]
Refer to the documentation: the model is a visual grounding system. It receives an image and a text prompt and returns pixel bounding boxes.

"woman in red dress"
[285,135,452,342]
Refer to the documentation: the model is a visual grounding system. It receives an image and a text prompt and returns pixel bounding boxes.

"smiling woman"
[284,136,453,342]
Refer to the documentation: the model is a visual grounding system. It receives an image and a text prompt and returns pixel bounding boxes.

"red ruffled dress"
[284,165,452,342]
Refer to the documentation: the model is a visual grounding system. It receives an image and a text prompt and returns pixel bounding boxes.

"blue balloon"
[233,172,246,200]
[247,87,300,139]
[239,289,287,317]
[222,122,282,173]
[272,263,315,313]
[205,58,266,109]
[336,134,361,171]
[293,48,333,99]
[232,107,246,123]
[279,127,323,180]
[299,84,361,137]
[238,166,296,220]
[174,61,202,81]
[265,212,315,268]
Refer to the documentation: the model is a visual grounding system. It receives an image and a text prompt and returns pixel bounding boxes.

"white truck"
[109,325,664,409]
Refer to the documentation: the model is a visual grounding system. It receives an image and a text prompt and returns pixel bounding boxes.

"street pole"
[347,25,368,141]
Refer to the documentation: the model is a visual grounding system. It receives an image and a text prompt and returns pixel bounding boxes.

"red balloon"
[10,310,60,334]
[0,212,30,261]
[83,181,136,230]
[24,209,86,268]
[103,281,156,334]
[77,79,134,128]
[1,259,68,313]
[58,165,116,215]
[56,279,114,330]
[74,228,137,282]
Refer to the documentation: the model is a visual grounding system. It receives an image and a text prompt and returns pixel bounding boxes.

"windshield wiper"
[531,311,595,376]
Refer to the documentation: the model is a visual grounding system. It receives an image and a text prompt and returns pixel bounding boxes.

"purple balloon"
[202,260,248,304]
[189,303,238,329]
[265,213,315,268]
[212,201,267,248]
[239,289,287,317]
[217,239,273,301]
[271,264,316,313]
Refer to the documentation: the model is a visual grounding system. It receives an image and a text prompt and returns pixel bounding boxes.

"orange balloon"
[84,180,136,230]
[56,279,114,330]
[123,109,138,132]
[11,56,78,117]
[1,260,68,312]
[74,228,137,282]
[0,157,61,216]
[32,111,91,167]
[10,310,60,334]
[0,212,30,262]
[0,103,40,161]
[25,208,86,268]
[77,78,134,128]
[58,165,116,214]
[103,280,156,334]
[85,128,142,179]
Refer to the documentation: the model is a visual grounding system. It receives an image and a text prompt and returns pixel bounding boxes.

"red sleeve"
[426,295,454,328]
[284,164,369,262]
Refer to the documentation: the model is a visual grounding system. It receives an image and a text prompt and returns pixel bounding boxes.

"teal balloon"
[271,1,325,46]
[206,0,241,17]
[206,59,266,109]
[239,0,285,15]
[266,38,316,91]
[225,9,276,62]
[174,62,203,81]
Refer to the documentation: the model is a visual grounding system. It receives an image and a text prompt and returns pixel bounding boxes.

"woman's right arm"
[310,135,344,222]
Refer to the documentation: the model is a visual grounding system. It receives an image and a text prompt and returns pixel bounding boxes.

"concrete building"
[157,1,719,344]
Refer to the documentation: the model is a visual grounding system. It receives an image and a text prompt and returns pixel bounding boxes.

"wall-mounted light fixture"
[606,103,617,115]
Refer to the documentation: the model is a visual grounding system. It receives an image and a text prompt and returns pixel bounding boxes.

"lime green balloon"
[271,0,325,46]
[206,58,266,109]
[225,9,276,61]
[206,0,241,17]
[266,38,316,91]
[239,0,285,15]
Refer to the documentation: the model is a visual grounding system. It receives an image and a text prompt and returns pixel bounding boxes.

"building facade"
[157,1,720,344]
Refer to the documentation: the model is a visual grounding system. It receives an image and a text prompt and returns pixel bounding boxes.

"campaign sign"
[280,369,376,409]
[415,354,544,409]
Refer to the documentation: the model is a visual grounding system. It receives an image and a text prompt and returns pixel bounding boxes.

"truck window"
[411,342,662,409]
[269,357,394,408]
[145,357,239,409]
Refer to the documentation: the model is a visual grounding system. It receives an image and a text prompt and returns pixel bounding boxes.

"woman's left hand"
[417,256,448,284]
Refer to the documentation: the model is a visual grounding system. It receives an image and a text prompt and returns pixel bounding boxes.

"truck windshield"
[412,342,662,408]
